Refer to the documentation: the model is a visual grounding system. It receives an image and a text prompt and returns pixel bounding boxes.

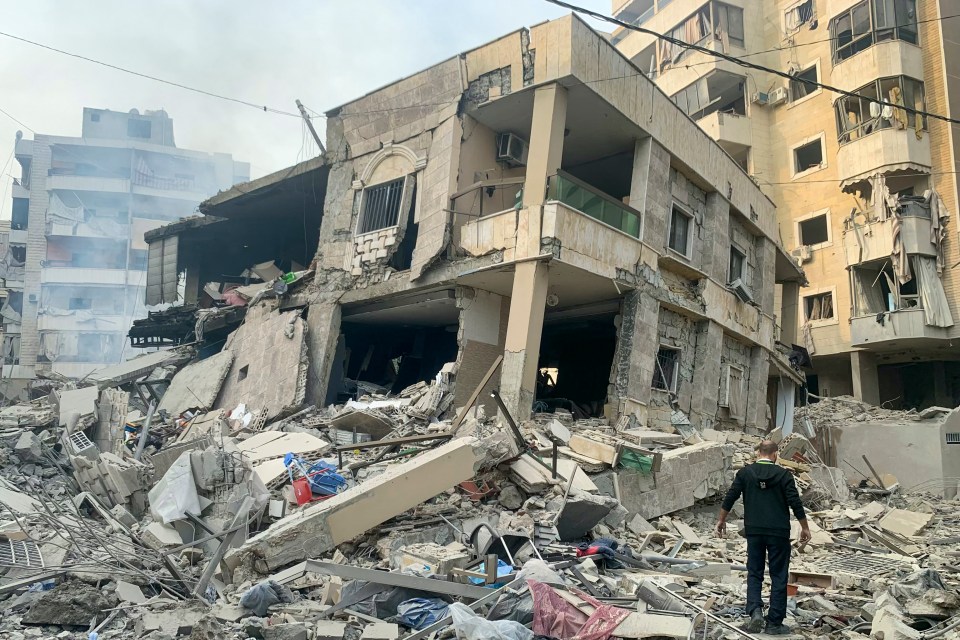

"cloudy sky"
[0,0,609,219]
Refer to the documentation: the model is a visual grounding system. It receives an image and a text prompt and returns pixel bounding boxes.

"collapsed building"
[141,14,805,434]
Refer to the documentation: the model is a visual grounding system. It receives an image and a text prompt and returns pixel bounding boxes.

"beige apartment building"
[613,0,960,409]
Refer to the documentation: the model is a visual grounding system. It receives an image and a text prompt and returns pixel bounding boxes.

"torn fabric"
[528,580,631,640]
[912,255,954,328]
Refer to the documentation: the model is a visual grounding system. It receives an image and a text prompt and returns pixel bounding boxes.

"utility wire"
[0,105,34,132]
[543,0,960,127]
[0,30,302,118]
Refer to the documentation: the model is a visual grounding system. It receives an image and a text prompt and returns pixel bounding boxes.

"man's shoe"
[764,623,793,636]
[742,609,764,633]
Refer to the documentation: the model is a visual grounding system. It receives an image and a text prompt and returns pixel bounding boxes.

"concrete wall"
[454,287,508,415]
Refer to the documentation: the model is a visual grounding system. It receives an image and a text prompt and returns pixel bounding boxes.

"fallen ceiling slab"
[158,351,234,416]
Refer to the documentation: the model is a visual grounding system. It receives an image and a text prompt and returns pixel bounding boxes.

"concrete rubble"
[1,315,958,640]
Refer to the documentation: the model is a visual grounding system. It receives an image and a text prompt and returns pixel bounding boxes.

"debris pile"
[1,288,958,639]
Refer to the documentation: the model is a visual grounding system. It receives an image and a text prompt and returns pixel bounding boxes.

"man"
[715,440,811,635]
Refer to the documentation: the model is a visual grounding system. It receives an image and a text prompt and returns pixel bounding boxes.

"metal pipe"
[134,401,156,461]
[650,582,762,640]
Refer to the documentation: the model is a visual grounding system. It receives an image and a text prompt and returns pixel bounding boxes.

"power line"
[0,30,302,118]
[756,169,960,187]
[0,106,34,133]
[544,0,960,127]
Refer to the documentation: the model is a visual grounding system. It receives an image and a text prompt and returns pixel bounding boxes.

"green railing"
[547,172,642,238]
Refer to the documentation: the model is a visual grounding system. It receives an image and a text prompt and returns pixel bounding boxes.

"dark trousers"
[745,534,791,625]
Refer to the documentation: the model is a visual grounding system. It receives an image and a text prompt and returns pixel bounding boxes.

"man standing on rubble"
[715,440,811,636]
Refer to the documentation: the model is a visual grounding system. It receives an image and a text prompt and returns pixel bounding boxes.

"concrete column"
[499,260,550,420]
[689,321,724,430]
[745,346,772,432]
[753,238,777,313]
[633,138,672,250]
[627,137,653,211]
[617,291,661,408]
[703,193,730,282]
[304,301,342,406]
[779,281,801,345]
[850,351,880,406]
[519,83,567,258]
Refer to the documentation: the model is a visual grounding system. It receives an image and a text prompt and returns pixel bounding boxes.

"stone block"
[315,621,347,640]
[14,431,43,463]
[141,522,184,550]
[393,542,470,576]
[360,623,400,640]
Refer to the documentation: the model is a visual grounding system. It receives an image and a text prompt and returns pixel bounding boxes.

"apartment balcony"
[842,208,937,266]
[46,174,131,194]
[12,182,29,199]
[697,110,752,151]
[836,127,931,187]
[38,313,129,332]
[851,308,950,348]
[830,40,923,94]
[1,364,34,380]
[47,220,131,240]
[48,362,101,379]
[40,267,136,286]
[8,229,27,244]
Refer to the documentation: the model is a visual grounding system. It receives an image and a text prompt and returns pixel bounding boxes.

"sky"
[0,0,610,220]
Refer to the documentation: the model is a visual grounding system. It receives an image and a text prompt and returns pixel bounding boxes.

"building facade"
[611,0,960,409]
[147,14,804,432]
[3,108,248,386]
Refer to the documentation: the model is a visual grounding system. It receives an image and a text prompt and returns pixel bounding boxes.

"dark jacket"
[721,460,806,537]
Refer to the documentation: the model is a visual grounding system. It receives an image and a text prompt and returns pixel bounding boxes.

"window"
[358,177,405,234]
[793,139,823,174]
[127,119,152,139]
[68,298,92,310]
[835,76,925,144]
[831,0,917,63]
[798,214,829,246]
[790,64,819,102]
[652,347,680,391]
[671,71,747,119]
[719,363,745,419]
[804,292,834,321]
[668,205,692,255]
[729,246,746,283]
[90,112,100,122]
[130,249,148,271]
[713,2,745,48]
[656,2,744,71]
[785,0,815,32]
[238,365,249,382]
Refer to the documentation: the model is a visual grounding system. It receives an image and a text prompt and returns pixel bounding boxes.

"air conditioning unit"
[751,91,769,105]
[790,245,813,266]
[768,87,789,106]
[728,278,754,303]
[497,133,529,167]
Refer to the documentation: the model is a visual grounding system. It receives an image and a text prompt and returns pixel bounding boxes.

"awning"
[840,162,931,192]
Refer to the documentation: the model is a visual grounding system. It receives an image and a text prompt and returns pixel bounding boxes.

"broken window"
[652,346,680,392]
[789,64,819,102]
[793,139,823,174]
[671,71,746,120]
[784,0,815,32]
[358,177,405,235]
[127,118,152,139]
[835,76,925,144]
[831,0,917,63]
[713,2,745,48]
[68,298,92,310]
[719,363,746,419]
[804,292,834,321]
[729,246,746,283]
[798,214,829,246]
[668,205,692,255]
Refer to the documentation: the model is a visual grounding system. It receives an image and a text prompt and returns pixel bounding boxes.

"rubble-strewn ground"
[1,292,957,640]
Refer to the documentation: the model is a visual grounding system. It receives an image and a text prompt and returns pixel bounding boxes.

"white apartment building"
[3,108,248,388]
[613,0,960,410]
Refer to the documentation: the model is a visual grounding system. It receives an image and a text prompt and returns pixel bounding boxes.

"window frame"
[728,245,746,284]
[834,75,926,145]
[795,208,832,249]
[356,176,409,236]
[718,362,746,413]
[783,0,816,34]
[667,203,694,257]
[830,0,919,64]
[802,287,839,327]
[652,345,681,392]
[790,133,827,179]
[788,60,821,106]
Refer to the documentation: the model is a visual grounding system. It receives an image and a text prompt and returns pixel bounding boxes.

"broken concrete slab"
[619,429,684,446]
[568,433,617,464]
[879,508,933,537]
[141,522,185,550]
[87,348,189,387]
[315,621,348,640]
[360,622,400,640]
[158,350,234,416]
[13,431,43,463]
[617,442,727,519]
[628,513,656,535]
[54,385,99,428]
[556,491,619,541]
[393,542,470,576]
[115,579,146,604]
[264,623,309,640]
[216,305,309,421]
[330,408,395,440]
[22,579,117,627]
[0,480,42,515]
[510,454,596,494]
[236,431,331,463]
[226,437,486,572]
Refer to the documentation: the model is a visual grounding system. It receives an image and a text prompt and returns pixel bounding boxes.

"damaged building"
[144,14,804,433]
[2,108,248,397]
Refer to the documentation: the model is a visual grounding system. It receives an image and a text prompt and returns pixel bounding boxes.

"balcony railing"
[546,172,642,238]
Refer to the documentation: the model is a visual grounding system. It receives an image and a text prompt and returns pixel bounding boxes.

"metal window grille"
[652,347,680,391]
[946,433,960,445]
[0,539,44,569]
[358,178,405,234]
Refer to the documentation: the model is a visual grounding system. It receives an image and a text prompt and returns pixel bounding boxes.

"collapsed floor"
[0,289,958,640]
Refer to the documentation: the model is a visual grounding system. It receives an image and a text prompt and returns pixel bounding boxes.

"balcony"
[851,308,950,348]
[842,208,937,266]
[38,313,129,332]
[547,172,641,238]
[47,220,131,240]
[46,174,130,194]
[8,229,27,244]
[830,40,923,94]
[12,182,29,199]
[697,110,752,151]
[1,364,34,380]
[836,127,930,187]
[40,267,136,286]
